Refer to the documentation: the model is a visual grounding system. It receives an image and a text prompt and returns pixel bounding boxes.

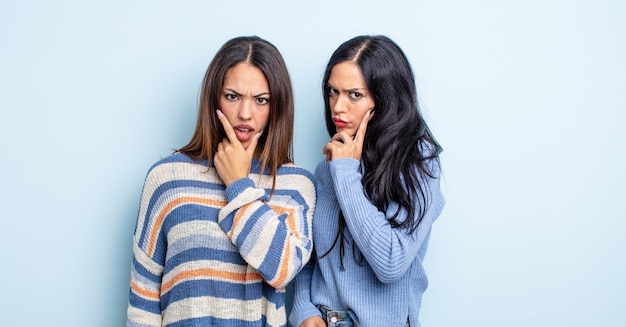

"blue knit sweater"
[289,158,444,327]
[127,153,316,327]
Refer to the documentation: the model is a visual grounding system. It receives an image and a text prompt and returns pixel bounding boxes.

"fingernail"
[216,109,224,117]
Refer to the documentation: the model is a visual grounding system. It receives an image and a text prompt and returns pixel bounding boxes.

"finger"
[323,143,333,161]
[216,109,240,145]
[354,109,374,144]
[331,131,351,144]
[245,131,263,157]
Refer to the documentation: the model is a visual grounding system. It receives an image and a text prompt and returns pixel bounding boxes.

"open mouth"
[234,126,254,142]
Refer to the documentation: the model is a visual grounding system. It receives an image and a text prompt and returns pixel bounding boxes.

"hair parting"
[318,35,443,266]
[177,36,294,193]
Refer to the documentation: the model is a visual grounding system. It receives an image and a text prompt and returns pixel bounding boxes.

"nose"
[331,95,348,113]
[238,100,252,120]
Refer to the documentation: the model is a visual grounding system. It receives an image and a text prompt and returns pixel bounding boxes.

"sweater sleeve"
[329,158,445,283]
[218,170,316,289]
[126,166,167,327]
[288,257,322,327]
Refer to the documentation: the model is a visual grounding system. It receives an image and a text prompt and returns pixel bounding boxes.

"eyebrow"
[326,83,366,92]
[225,88,270,98]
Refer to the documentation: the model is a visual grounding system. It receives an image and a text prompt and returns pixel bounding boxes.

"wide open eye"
[349,91,363,100]
[255,97,269,105]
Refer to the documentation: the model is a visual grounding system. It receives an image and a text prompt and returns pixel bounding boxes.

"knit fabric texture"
[289,158,444,327]
[126,152,316,327]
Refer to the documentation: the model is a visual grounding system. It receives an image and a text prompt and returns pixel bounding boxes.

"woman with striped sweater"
[126,36,316,327]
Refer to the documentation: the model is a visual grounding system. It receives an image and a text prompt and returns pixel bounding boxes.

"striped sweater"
[127,153,316,327]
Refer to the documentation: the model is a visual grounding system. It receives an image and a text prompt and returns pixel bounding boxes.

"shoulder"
[313,159,330,176]
[313,159,337,185]
[147,152,207,171]
[278,163,315,183]
[275,163,317,195]
[417,140,443,179]
[144,152,210,186]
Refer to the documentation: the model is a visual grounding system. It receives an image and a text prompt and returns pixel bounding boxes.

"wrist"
[224,177,254,202]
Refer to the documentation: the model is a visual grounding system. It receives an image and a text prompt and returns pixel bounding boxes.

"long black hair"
[320,35,442,266]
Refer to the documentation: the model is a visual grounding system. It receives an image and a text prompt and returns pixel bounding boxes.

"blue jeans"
[317,305,354,327]
[317,305,410,327]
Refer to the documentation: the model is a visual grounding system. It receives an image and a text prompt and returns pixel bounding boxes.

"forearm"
[330,159,439,282]
[219,176,315,288]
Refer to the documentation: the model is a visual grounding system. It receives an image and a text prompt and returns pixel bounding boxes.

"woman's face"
[219,63,271,150]
[327,61,375,137]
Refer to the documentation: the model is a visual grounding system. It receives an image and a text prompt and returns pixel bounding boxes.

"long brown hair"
[178,36,294,191]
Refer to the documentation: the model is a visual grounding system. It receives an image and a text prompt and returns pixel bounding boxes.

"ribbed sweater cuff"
[329,158,360,177]
[289,302,321,327]
[224,177,255,202]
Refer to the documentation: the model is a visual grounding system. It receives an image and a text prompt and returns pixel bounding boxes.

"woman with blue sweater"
[289,35,445,327]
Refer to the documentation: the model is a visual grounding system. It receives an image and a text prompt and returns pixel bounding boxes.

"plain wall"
[1,0,624,326]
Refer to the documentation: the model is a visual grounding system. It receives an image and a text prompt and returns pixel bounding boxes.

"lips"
[333,117,348,128]
[233,124,255,142]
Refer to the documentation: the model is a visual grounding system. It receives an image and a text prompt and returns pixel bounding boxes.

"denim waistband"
[317,305,354,326]
[317,305,410,327]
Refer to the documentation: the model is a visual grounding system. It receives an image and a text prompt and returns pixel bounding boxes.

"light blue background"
[1,1,624,326]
